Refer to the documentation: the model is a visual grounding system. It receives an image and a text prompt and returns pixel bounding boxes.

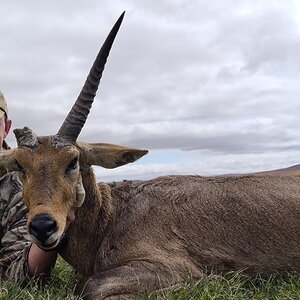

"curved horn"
[57,12,125,142]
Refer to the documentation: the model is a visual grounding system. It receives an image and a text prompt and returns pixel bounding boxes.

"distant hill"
[275,164,300,171]
[255,164,300,176]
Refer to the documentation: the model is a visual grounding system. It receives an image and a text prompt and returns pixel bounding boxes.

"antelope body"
[64,173,300,299]
[0,13,299,299]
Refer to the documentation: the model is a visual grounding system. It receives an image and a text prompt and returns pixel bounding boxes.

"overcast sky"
[1,0,300,182]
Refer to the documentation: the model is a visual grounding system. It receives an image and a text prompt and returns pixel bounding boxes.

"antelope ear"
[76,142,148,169]
[0,149,18,177]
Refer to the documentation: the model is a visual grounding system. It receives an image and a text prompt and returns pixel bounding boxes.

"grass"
[0,258,299,300]
[143,272,300,300]
[0,257,82,300]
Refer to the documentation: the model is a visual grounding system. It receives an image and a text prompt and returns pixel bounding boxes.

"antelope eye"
[15,160,24,172]
[66,157,78,172]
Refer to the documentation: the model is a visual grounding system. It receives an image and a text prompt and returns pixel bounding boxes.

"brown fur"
[14,137,80,246]
[0,131,296,299]
[1,133,299,299]
[60,170,300,299]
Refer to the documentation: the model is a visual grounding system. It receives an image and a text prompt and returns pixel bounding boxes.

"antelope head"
[0,12,148,250]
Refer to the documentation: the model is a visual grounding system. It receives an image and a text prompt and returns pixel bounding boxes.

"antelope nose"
[29,214,57,243]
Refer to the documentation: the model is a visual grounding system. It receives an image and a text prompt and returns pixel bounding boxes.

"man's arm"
[27,244,57,276]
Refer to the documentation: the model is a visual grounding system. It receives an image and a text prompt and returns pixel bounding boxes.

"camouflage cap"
[0,90,8,118]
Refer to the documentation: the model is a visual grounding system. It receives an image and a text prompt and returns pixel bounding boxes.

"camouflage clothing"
[0,172,31,281]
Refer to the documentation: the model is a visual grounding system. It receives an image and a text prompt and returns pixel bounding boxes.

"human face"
[0,115,11,151]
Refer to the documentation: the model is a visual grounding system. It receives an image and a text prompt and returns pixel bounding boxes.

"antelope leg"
[81,261,185,300]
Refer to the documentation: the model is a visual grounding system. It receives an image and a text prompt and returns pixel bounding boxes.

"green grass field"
[0,257,299,300]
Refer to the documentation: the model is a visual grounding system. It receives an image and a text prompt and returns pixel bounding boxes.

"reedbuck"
[1,12,300,300]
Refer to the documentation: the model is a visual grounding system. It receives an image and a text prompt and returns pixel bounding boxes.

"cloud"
[1,0,300,180]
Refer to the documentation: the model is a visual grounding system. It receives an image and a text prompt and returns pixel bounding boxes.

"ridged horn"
[57,12,125,142]
[14,127,38,149]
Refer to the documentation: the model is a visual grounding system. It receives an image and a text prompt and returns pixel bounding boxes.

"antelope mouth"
[29,233,61,250]
[36,238,60,250]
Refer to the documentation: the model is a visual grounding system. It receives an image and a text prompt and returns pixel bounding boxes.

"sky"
[1,0,300,182]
